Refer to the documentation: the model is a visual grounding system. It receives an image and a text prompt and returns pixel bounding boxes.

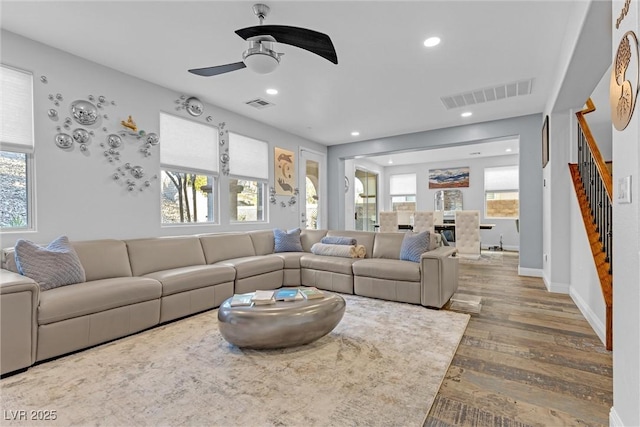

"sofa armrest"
[1,269,39,375]
[420,247,459,308]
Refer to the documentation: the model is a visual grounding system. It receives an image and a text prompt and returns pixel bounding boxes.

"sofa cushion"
[72,239,132,281]
[126,237,206,277]
[300,254,355,275]
[199,233,256,264]
[38,277,162,325]
[400,231,430,263]
[144,265,236,296]
[248,230,275,255]
[273,252,305,269]
[372,233,404,259]
[216,256,284,279]
[326,230,374,258]
[14,236,86,291]
[352,259,421,282]
[300,229,328,252]
[274,228,304,252]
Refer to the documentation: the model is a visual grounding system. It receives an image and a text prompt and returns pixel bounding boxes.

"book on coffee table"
[275,288,303,301]
[229,293,254,307]
[251,290,276,305]
[300,287,324,300]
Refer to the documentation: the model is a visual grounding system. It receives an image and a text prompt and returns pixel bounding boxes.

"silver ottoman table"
[217,292,346,349]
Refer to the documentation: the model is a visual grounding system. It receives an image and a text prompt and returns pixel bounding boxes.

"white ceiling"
[364,137,520,167]
[1,1,579,147]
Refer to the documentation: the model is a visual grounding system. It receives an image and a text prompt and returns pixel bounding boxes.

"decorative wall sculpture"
[274,147,295,195]
[610,30,639,131]
[41,76,159,194]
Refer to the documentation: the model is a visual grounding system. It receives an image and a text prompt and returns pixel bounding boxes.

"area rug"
[458,251,504,265]
[0,295,469,427]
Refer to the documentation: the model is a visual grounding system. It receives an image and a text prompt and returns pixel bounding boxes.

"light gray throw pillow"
[14,236,86,290]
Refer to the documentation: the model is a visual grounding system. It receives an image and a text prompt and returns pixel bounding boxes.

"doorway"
[299,149,325,229]
[355,169,378,231]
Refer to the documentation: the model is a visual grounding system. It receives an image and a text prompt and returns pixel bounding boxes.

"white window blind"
[160,112,218,174]
[229,132,268,179]
[0,65,34,152]
[390,173,416,195]
[484,165,519,191]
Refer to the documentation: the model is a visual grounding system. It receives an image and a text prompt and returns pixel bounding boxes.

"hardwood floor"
[425,252,612,427]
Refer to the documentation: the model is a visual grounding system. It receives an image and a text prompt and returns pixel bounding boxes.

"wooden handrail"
[576,98,613,200]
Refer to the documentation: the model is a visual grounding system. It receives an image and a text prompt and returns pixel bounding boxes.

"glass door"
[299,149,325,229]
[354,169,377,231]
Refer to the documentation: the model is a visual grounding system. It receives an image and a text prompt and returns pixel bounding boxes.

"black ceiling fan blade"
[188,62,247,77]
[236,25,338,64]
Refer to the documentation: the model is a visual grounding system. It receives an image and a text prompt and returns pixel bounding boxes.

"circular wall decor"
[610,31,639,131]
[71,100,99,125]
[54,133,73,149]
[185,97,204,117]
[146,133,159,146]
[107,134,122,148]
[72,128,90,144]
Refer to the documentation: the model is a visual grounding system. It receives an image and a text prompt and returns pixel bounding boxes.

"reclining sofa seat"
[126,236,236,323]
[198,233,283,294]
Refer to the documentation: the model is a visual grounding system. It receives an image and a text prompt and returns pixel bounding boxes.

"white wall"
[0,31,326,248]
[383,154,520,250]
[611,1,640,425]
[588,65,613,161]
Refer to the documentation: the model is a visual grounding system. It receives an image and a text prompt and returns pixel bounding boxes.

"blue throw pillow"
[14,235,86,290]
[274,228,303,252]
[399,231,431,263]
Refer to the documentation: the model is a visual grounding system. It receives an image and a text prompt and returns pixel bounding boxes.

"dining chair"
[455,210,481,259]
[378,211,399,232]
[412,211,435,234]
[433,210,444,225]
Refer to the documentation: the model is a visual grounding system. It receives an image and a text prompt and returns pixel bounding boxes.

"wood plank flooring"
[425,252,612,427]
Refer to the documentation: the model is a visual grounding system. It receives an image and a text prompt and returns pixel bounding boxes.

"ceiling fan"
[188,3,338,77]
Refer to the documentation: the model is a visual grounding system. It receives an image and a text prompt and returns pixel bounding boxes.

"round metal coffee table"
[217,291,345,349]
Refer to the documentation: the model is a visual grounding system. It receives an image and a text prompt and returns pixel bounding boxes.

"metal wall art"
[610,30,639,131]
[174,95,204,117]
[219,122,230,176]
[42,76,159,194]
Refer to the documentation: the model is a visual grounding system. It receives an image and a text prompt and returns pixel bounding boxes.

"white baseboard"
[610,406,624,426]
[569,287,605,345]
[518,267,543,277]
[540,271,569,294]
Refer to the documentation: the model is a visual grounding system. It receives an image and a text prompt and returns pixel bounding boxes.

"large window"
[1,65,34,230]
[484,165,519,219]
[160,112,218,224]
[389,173,416,224]
[228,132,268,222]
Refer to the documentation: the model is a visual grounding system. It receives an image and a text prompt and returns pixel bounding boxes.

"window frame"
[484,165,519,220]
[160,167,219,226]
[228,174,268,223]
[1,64,35,231]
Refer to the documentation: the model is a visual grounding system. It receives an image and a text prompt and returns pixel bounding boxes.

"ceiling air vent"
[245,98,275,109]
[440,78,533,110]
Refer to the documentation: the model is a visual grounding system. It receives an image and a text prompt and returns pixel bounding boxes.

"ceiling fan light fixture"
[243,42,281,74]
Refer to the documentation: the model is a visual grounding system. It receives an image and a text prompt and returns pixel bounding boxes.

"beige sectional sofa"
[0,229,458,376]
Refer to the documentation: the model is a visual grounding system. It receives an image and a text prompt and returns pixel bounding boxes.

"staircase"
[569,98,613,350]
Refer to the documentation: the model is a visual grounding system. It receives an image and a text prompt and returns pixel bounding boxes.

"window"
[1,65,34,230]
[159,112,218,224]
[389,174,416,224]
[484,165,519,218]
[228,132,268,222]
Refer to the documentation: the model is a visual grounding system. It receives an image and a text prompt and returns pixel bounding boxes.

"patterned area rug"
[0,295,469,426]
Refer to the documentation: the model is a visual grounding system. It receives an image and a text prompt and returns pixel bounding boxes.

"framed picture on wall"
[274,147,295,195]
[542,115,549,168]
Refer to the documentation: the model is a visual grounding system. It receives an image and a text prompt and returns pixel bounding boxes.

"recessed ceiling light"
[388,159,393,164]
[506,148,512,152]
[461,112,472,118]
[423,37,441,47]
[351,131,360,136]
[266,88,278,95]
